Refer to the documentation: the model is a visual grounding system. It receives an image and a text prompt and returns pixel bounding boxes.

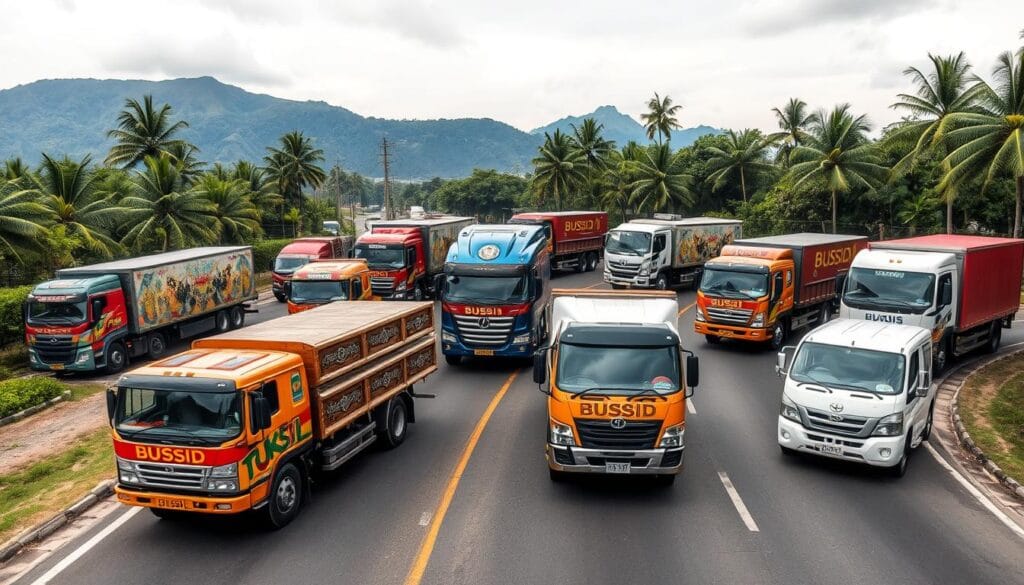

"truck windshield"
[556,344,681,395]
[443,274,529,304]
[114,386,242,444]
[27,299,88,325]
[700,268,768,299]
[790,342,905,395]
[606,231,651,256]
[844,268,935,314]
[290,280,349,303]
[275,256,313,273]
[354,246,405,269]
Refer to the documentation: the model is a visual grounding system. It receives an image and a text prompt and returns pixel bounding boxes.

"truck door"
[653,232,669,270]
[933,272,954,335]
[406,246,418,279]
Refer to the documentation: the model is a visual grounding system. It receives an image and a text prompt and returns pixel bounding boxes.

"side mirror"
[685,355,699,388]
[940,280,952,307]
[775,345,795,377]
[916,371,929,397]
[433,274,445,296]
[105,388,117,424]
[254,395,272,431]
[91,298,105,324]
[533,349,548,385]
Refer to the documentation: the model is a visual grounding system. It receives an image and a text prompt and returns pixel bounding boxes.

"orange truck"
[534,289,699,485]
[695,233,867,349]
[106,301,436,528]
[284,259,375,314]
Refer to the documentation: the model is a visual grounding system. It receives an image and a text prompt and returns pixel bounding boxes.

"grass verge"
[0,427,113,545]
[959,353,1024,481]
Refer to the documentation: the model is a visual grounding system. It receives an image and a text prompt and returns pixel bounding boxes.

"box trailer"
[510,211,608,273]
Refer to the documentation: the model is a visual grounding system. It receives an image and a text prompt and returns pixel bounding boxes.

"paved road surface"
[10,270,1024,585]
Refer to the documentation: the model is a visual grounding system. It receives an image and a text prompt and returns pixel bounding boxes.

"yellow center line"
[404,369,520,585]
[678,301,695,316]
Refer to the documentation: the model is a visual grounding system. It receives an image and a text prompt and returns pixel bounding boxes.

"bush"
[0,286,33,347]
[0,377,65,418]
[252,239,294,274]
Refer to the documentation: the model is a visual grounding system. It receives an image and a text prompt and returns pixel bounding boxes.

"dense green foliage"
[0,286,32,347]
[0,376,65,418]
[252,239,294,273]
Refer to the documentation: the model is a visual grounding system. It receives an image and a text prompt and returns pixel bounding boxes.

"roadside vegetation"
[959,354,1024,481]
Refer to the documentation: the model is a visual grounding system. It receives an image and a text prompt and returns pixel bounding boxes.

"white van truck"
[775,319,935,477]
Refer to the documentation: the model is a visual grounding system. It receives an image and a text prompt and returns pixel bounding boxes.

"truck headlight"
[780,394,800,422]
[550,420,575,446]
[513,332,533,344]
[695,306,706,322]
[751,312,765,327]
[658,424,685,448]
[207,479,239,491]
[396,281,407,292]
[76,349,93,364]
[209,462,237,477]
[206,462,239,491]
[442,331,457,343]
[116,458,140,484]
[872,412,904,437]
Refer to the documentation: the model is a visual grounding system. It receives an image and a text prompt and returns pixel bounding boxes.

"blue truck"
[436,224,551,365]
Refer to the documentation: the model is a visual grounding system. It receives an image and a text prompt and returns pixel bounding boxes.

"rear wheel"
[264,463,302,529]
[575,254,586,273]
[376,396,409,449]
[445,354,461,366]
[104,341,127,374]
[587,252,599,272]
[215,310,230,333]
[147,332,167,359]
[229,306,245,329]
[985,322,1002,353]
[818,303,832,326]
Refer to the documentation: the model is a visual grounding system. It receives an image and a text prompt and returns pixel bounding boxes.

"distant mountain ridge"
[530,104,721,148]
[0,77,721,179]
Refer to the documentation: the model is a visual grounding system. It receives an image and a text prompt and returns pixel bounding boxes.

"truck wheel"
[575,254,586,273]
[586,252,599,272]
[376,396,408,449]
[104,341,127,374]
[274,292,287,303]
[147,333,167,359]
[655,274,669,290]
[985,323,1002,354]
[780,445,798,457]
[264,462,302,529]
[888,436,911,478]
[921,401,935,441]
[215,310,230,333]
[769,322,787,351]
[705,335,720,345]
[933,338,950,373]
[229,306,245,329]
[411,283,424,301]
[445,354,461,366]
[150,508,185,521]
[818,303,831,326]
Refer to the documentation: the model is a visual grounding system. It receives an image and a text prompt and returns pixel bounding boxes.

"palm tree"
[192,175,260,244]
[768,98,818,166]
[897,192,940,236]
[24,154,126,258]
[120,155,217,251]
[600,143,645,221]
[570,118,615,206]
[629,144,695,212]
[531,130,587,211]
[640,93,682,145]
[232,160,283,219]
[706,129,775,202]
[787,104,888,233]
[889,52,982,233]
[105,95,191,169]
[264,131,326,235]
[0,180,51,261]
[3,157,30,183]
[164,142,205,186]
[941,50,1024,237]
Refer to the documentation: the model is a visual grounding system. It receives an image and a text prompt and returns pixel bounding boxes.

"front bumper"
[777,416,905,468]
[603,271,651,288]
[694,321,767,342]
[115,485,254,515]
[28,346,96,372]
[546,444,684,475]
[441,338,535,358]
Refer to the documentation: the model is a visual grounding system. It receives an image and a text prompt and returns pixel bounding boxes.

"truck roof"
[32,274,121,296]
[355,231,414,245]
[802,319,931,354]
[446,224,547,265]
[626,216,742,228]
[562,323,678,347]
[512,211,606,219]
[853,248,956,272]
[292,259,367,280]
[870,234,1024,253]
[735,233,867,248]
[369,216,473,227]
[56,246,250,274]
[551,289,679,335]
[125,348,304,387]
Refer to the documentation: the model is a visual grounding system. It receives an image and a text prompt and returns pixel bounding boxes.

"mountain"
[529,105,721,148]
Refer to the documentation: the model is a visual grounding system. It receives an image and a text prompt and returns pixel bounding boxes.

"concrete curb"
[0,390,71,428]
[0,480,115,564]
[947,348,1024,502]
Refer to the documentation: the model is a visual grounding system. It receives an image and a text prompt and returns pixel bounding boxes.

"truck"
[26,247,256,374]
[695,233,868,349]
[603,215,742,290]
[840,234,1024,371]
[107,300,437,527]
[509,211,608,273]
[353,216,474,300]
[271,236,353,302]
[437,223,551,365]
[285,259,374,314]
[775,319,936,477]
[533,289,699,485]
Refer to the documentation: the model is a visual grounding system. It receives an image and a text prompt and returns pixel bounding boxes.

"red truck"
[271,237,353,302]
[353,216,473,300]
[841,234,1024,370]
[510,211,608,273]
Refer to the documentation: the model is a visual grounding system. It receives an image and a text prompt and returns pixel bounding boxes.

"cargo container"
[695,233,867,348]
[108,301,437,527]
[26,247,256,374]
[510,211,608,273]
[841,234,1024,370]
[272,236,353,302]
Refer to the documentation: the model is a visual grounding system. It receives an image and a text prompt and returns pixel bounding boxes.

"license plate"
[473,349,494,356]
[154,497,187,510]
[605,462,631,474]
[50,363,64,370]
[819,444,843,456]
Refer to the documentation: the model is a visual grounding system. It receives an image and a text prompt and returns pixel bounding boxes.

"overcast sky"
[2,0,1021,133]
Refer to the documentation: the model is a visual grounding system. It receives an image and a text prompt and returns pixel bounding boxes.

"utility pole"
[380,136,394,220]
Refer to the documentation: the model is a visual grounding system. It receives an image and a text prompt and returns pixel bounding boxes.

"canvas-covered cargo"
[56,247,256,335]
[510,211,608,257]
[369,217,473,274]
[628,217,742,268]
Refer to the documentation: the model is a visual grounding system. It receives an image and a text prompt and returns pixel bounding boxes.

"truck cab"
[285,259,374,314]
[775,319,936,477]
[272,237,350,302]
[535,289,698,485]
[437,224,550,364]
[696,246,788,346]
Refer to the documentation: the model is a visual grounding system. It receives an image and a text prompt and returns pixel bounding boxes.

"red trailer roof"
[872,234,1024,252]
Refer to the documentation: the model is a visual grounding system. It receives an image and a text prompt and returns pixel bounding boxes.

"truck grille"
[34,336,76,365]
[135,463,208,491]
[574,419,661,450]
[370,277,395,296]
[803,407,871,437]
[453,315,514,346]
[706,307,753,325]
[606,260,639,279]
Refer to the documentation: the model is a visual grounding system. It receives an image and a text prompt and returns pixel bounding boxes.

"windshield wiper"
[702,284,747,299]
[792,370,834,393]
[118,424,208,446]
[627,388,669,401]
[572,387,609,399]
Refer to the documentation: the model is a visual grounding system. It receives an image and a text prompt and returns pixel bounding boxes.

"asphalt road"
[10,270,1024,585]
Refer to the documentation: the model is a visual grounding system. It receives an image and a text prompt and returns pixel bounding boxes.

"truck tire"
[575,254,586,273]
[274,292,287,303]
[215,310,230,333]
[888,436,911,478]
[921,401,935,441]
[147,332,167,359]
[985,322,1002,354]
[376,396,409,449]
[818,303,831,326]
[264,462,303,529]
[229,306,245,329]
[655,273,669,290]
[934,337,950,373]
[445,354,461,366]
[411,282,424,301]
[586,252,599,272]
[769,321,787,351]
[705,334,720,345]
[104,341,127,374]
[150,508,186,521]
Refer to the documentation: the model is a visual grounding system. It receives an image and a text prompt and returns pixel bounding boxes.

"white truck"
[775,319,936,477]
[603,215,742,290]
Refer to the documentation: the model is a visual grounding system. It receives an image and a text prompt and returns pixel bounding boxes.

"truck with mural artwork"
[509,211,608,273]
[107,300,437,527]
[603,215,742,290]
[26,247,256,374]
[353,216,473,300]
